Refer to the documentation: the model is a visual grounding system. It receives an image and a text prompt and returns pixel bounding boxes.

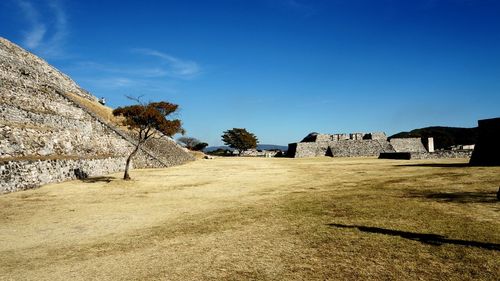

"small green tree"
[113,101,184,180]
[221,128,258,155]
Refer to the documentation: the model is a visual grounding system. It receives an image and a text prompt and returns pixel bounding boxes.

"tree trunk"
[124,143,141,180]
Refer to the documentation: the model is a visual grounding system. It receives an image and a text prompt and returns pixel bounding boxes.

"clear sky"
[1,0,499,146]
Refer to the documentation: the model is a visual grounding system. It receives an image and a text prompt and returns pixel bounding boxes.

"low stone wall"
[379,150,472,160]
[0,157,128,193]
[241,149,279,157]
[410,150,473,159]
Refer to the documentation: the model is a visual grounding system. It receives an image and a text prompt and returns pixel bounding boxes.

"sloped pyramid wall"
[389,138,427,153]
[0,38,194,193]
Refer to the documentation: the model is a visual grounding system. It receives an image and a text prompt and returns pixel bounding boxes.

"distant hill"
[390,126,478,150]
[258,144,288,151]
[205,144,287,152]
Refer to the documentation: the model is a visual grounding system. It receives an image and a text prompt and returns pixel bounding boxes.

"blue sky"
[1,0,499,146]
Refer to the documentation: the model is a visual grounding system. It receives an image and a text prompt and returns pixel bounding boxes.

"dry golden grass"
[0,157,499,280]
[66,92,123,125]
[189,150,208,159]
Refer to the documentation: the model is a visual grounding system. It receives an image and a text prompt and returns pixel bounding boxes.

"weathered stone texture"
[370,132,388,141]
[240,149,278,157]
[288,133,395,158]
[0,38,95,101]
[288,132,433,158]
[0,157,127,193]
[122,131,193,168]
[389,138,427,153]
[470,117,500,166]
[315,134,335,142]
[289,142,328,158]
[412,150,472,159]
[0,37,194,193]
[328,140,394,157]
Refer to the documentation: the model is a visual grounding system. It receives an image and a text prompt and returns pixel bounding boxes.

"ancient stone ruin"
[470,117,500,166]
[288,130,474,160]
[288,132,430,158]
[0,37,194,193]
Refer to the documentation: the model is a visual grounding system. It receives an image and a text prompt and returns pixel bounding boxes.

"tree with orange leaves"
[113,101,184,180]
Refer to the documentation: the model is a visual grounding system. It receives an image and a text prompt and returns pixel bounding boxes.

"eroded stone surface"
[0,37,194,193]
[288,132,432,158]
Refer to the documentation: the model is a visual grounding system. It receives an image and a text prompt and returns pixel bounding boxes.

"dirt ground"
[1,157,499,280]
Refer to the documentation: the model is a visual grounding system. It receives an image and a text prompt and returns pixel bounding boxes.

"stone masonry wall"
[289,139,394,158]
[289,131,396,158]
[410,150,472,160]
[0,37,194,193]
[0,157,127,193]
[327,140,394,157]
[0,38,95,101]
[289,131,469,160]
[121,130,193,168]
[380,150,472,160]
[290,142,327,158]
[389,138,427,153]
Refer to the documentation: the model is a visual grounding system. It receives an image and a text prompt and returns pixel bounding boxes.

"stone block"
[470,117,500,166]
[390,138,427,153]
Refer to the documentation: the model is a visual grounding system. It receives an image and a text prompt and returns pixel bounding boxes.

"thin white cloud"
[45,0,68,54]
[133,48,201,79]
[15,0,68,58]
[16,0,46,48]
[67,51,199,96]
[106,77,134,88]
[79,77,136,89]
[77,75,179,96]
[73,61,169,78]
[24,24,47,49]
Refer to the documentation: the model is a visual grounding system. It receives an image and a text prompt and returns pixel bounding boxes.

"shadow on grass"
[80,176,115,183]
[395,163,470,168]
[408,190,498,203]
[328,223,500,251]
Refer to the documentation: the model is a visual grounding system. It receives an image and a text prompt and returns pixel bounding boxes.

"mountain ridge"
[390,126,478,150]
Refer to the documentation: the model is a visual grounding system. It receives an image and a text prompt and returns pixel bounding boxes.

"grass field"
[0,157,499,280]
